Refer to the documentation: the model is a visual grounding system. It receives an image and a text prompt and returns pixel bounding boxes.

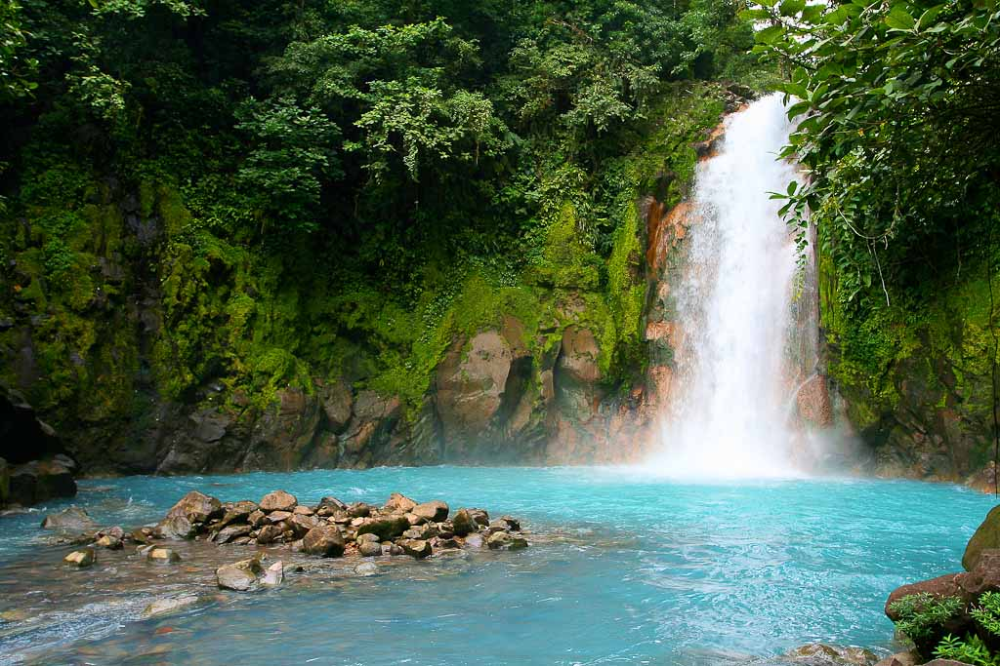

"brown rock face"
[435,331,515,456]
[796,375,834,428]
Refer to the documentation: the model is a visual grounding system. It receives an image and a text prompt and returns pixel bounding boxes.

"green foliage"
[889,593,964,643]
[236,97,342,233]
[0,0,758,434]
[935,634,1000,666]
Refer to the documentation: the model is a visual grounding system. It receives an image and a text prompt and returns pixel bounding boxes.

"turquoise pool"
[0,467,993,665]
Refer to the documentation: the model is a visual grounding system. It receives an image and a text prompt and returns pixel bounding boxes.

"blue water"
[0,467,994,665]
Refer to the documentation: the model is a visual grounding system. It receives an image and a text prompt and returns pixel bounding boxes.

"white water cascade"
[649,94,802,479]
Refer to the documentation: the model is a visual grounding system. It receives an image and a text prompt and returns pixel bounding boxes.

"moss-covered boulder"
[964,506,1000,571]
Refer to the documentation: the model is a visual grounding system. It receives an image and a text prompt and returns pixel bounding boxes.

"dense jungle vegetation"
[756,0,1000,470]
[0,0,763,426]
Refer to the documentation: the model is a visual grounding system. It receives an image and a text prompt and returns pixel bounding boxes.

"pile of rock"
[53,489,529,589]
[147,489,528,563]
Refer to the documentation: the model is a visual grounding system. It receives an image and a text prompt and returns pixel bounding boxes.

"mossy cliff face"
[820,244,999,481]
[0,85,734,474]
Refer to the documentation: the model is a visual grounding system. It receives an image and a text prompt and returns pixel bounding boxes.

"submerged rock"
[355,561,379,576]
[873,652,919,666]
[486,531,528,551]
[64,548,96,567]
[785,644,878,666]
[41,507,95,533]
[142,595,201,619]
[216,557,264,591]
[148,547,181,564]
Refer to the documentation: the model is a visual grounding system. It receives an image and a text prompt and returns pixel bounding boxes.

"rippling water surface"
[0,467,992,665]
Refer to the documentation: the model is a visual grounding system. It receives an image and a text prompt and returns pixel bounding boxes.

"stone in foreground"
[302,524,345,557]
[64,548,96,567]
[399,539,432,559]
[262,561,283,586]
[217,558,264,591]
[148,547,181,564]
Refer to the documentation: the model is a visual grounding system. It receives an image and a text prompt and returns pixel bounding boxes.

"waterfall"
[648,94,802,478]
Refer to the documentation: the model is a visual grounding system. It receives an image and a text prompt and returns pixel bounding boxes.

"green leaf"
[787,181,799,196]
[739,8,773,20]
[780,0,806,16]
[916,5,945,30]
[885,6,916,30]
[755,25,785,44]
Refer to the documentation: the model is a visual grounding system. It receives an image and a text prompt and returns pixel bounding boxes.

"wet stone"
[64,548,96,567]
[262,561,283,586]
[399,539,432,559]
[148,547,182,564]
[142,595,201,619]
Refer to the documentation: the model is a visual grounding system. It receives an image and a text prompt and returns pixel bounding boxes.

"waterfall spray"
[649,94,801,479]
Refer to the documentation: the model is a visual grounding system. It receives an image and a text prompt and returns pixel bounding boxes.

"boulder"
[382,543,405,556]
[964,505,1000,570]
[290,514,321,537]
[158,515,197,540]
[212,523,251,544]
[220,501,258,527]
[385,493,417,513]
[452,509,477,537]
[216,558,264,591]
[347,502,372,518]
[266,510,293,523]
[256,524,283,545]
[302,524,345,557]
[318,496,347,512]
[399,539,432,559]
[465,534,485,548]
[148,547,182,564]
[41,507,95,533]
[248,510,266,528]
[262,561,283,586]
[259,490,297,513]
[358,541,382,557]
[142,595,201,619]
[94,534,123,550]
[355,515,410,540]
[167,491,222,524]
[412,500,448,522]
[487,531,528,551]
[64,548,96,567]
[293,505,314,516]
